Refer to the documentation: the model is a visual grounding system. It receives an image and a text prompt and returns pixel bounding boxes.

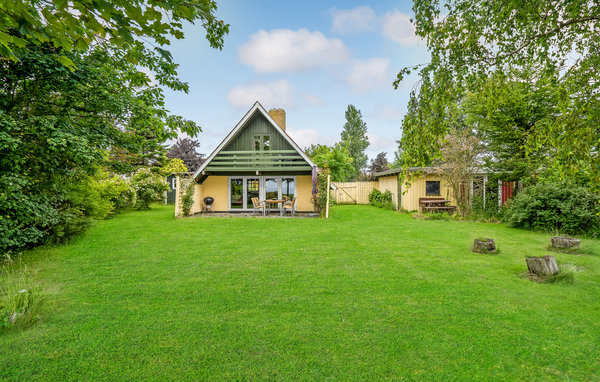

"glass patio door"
[281,178,295,201]
[264,178,279,211]
[246,178,260,209]
[229,176,296,211]
[230,178,244,209]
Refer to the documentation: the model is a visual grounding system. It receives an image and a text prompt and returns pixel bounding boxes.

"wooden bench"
[423,206,457,213]
[419,197,457,214]
[419,197,446,206]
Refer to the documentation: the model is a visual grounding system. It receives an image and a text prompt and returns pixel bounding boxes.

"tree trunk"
[550,236,580,249]
[526,256,559,276]
[473,238,496,253]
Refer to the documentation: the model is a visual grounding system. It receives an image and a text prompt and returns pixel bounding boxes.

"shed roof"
[373,166,491,178]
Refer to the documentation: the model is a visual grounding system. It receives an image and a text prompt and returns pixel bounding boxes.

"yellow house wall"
[377,175,399,210]
[190,175,313,213]
[296,175,313,212]
[195,176,229,212]
[401,174,457,211]
[192,183,203,214]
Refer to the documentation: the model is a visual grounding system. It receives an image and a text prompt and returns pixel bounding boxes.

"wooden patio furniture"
[419,197,457,214]
[264,199,284,215]
[281,197,297,217]
[251,197,266,216]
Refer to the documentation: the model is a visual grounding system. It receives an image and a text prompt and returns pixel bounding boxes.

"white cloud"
[346,57,391,93]
[365,132,400,162]
[368,105,404,121]
[287,128,335,150]
[382,11,422,46]
[331,6,376,34]
[302,93,325,107]
[239,29,349,73]
[227,80,294,109]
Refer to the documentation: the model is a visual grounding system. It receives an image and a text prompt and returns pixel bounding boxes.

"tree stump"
[550,236,580,250]
[473,238,496,253]
[526,255,559,276]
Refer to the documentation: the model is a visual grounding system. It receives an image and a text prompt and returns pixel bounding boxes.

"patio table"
[264,199,285,215]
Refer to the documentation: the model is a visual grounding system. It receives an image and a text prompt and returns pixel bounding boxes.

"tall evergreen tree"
[340,105,369,180]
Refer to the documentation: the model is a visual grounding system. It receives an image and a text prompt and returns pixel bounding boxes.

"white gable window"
[253,135,271,151]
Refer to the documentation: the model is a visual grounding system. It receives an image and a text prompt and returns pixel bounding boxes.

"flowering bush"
[95,171,136,211]
[131,168,169,210]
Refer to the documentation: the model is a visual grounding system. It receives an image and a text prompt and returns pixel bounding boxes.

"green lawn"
[2,205,600,381]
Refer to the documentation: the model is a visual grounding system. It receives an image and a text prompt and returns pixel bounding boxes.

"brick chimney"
[268,108,286,131]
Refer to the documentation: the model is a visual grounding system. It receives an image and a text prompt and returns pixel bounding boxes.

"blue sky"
[162,1,429,163]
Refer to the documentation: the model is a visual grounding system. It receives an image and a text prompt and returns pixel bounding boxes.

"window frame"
[228,176,297,210]
[425,180,441,196]
[253,135,271,151]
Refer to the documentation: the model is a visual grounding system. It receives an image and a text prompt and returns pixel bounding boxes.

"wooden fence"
[331,181,378,204]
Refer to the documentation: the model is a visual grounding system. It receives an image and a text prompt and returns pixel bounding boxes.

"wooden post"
[174,175,181,217]
[325,174,331,219]
[483,175,487,210]
[498,179,502,208]
[355,183,358,205]
[470,179,474,208]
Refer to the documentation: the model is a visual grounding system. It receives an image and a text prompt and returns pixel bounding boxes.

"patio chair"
[281,197,297,217]
[251,197,266,216]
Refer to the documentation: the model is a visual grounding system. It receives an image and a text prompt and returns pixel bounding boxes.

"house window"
[426,181,441,196]
[254,136,261,151]
[253,135,271,150]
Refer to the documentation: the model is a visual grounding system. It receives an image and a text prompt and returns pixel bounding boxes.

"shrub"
[369,189,394,210]
[96,173,135,210]
[368,189,382,204]
[180,178,196,216]
[503,182,600,237]
[131,168,169,210]
[312,170,332,216]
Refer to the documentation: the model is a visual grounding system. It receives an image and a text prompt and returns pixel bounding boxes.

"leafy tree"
[306,143,354,182]
[0,0,229,80]
[0,1,228,255]
[167,137,205,173]
[304,144,331,159]
[395,0,599,189]
[437,130,484,217]
[391,148,405,169]
[0,45,202,255]
[463,72,560,181]
[340,105,369,179]
[161,158,188,175]
[368,152,390,175]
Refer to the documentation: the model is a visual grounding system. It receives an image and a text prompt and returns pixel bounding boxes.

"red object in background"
[501,181,514,205]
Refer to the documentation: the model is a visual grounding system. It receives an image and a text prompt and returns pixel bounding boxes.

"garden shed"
[374,167,491,212]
